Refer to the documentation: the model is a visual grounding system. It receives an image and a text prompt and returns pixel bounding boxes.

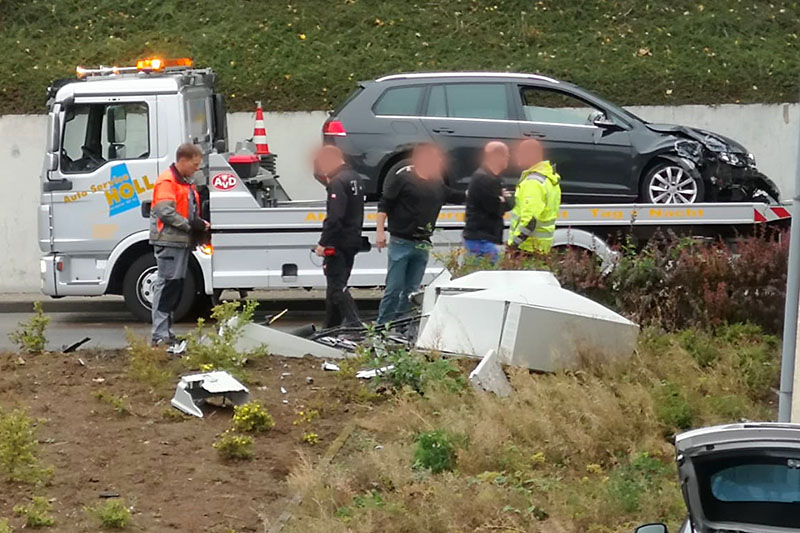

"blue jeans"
[464,239,500,262]
[376,236,430,324]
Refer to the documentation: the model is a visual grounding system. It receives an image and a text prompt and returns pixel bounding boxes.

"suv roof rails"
[375,71,560,84]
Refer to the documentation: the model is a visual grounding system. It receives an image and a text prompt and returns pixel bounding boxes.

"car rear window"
[425,83,509,120]
[373,86,424,116]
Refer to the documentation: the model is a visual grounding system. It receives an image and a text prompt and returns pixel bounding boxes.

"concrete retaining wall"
[1,104,797,292]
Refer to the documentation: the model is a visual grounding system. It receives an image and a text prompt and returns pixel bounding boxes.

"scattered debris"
[236,323,347,359]
[171,371,250,418]
[280,372,292,379]
[417,270,639,372]
[355,365,395,380]
[469,350,512,398]
[305,377,314,385]
[280,387,287,394]
[322,362,340,372]
[282,400,289,404]
[166,339,187,356]
[62,337,91,353]
[92,377,105,383]
[77,358,86,367]
[99,491,120,499]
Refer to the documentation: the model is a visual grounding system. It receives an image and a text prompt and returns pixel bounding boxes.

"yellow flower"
[299,33,307,40]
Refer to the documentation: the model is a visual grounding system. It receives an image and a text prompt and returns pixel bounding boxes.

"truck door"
[49,97,159,256]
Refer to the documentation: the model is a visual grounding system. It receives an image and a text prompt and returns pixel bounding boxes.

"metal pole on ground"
[778,111,800,422]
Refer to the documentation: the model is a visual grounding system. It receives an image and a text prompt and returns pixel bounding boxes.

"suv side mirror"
[635,524,668,533]
[591,111,617,129]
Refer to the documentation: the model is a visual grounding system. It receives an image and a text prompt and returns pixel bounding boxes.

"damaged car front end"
[649,124,781,204]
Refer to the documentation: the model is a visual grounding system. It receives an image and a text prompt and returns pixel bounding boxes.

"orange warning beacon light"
[136,57,193,72]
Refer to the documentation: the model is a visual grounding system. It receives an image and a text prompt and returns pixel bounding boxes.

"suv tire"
[642,162,705,204]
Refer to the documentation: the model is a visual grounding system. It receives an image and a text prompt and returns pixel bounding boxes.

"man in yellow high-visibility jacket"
[507,139,562,255]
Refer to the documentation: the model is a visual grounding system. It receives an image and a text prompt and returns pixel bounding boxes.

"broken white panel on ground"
[235,322,347,359]
[171,371,250,418]
[416,270,638,372]
[469,349,512,397]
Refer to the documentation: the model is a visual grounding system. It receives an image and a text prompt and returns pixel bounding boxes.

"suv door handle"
[522,131,546,139]
[432,127,455,134]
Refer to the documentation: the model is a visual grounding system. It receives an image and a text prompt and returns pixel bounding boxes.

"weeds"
[213,430,254,460]
[0,408,52,484]
[0,517,10,533]
[8,302,49,354]
[84,499,132,529]
[184,301,268,380]
[301,432,319,446]
[287,326,778,532]
[413,430,459,473]
[13,497,54,528]
[126,329,172,390]
[232,402,274,433]
[92,390,130,416]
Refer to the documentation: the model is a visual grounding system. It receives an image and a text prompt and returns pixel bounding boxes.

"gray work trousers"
[151,245,190,343]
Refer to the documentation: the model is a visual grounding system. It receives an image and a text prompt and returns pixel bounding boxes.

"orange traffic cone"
[253,101,270,155]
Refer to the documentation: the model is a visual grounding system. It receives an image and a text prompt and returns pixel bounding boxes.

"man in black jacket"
[463,141,514,262]
[375,143,466,324]
[314,146,365,328]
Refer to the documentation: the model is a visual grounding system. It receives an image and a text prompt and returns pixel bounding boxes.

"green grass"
[1,0,798,115]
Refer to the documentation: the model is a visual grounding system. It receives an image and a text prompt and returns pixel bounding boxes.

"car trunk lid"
[677,423,800,533]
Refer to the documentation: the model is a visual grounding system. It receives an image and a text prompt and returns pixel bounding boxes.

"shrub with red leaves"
[442,229,789,333]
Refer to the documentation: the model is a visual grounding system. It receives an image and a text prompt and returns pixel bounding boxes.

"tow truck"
[38,59,792,321]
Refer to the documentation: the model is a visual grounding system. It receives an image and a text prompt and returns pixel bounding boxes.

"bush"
[413,430,459,474]
[185,301,268,379]
[301,432,320,446]
[8,302,49,354]
[213,430,254,461]
[232,402,275,433]
[85,499,132,529]
[13,497,54,528]
[654,381,694,434]
[0,408,52,484]
[443,229,789,334]
[606,453,675,514]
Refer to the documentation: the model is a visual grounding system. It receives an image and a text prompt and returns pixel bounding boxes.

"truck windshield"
[61,102,149,173]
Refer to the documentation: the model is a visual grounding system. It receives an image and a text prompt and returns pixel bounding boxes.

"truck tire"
[122,254,197,323]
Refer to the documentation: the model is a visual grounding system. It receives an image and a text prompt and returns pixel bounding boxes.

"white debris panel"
[235,322,347,359]
[171,370,250,418]
[416,270,638,372]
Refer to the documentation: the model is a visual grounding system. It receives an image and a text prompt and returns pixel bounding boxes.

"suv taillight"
[323,119,347,137]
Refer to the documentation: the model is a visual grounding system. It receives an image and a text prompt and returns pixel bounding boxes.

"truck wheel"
[642,163,704,204]
[122,254,197,323]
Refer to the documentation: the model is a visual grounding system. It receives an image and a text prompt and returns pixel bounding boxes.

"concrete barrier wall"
[1,104,798,292]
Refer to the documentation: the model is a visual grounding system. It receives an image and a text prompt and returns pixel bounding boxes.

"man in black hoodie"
[375,143,466,324]
[314,146,365,328]
[463,141,514,261]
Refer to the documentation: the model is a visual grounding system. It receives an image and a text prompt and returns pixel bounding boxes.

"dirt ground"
[0,348,358,532]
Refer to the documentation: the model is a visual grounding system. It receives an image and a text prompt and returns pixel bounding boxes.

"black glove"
[190,218,207,232]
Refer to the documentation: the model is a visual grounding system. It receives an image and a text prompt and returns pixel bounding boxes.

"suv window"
[61,102,149,174]
[373,86,424,116]
[426,83,510,120]
[520,87,600,126]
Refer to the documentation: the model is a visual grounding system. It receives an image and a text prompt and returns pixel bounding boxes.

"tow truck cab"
[39,58,227,319]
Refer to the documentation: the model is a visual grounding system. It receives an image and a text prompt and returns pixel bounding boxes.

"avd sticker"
[212,172,238,191]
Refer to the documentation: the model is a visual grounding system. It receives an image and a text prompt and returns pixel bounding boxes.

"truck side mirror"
[107,105,127,144]
[635,524,668,533]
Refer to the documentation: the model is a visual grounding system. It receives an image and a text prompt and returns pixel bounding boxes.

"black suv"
[323,72,779,204]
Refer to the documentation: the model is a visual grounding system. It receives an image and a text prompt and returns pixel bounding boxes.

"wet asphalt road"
[0,292,381,352]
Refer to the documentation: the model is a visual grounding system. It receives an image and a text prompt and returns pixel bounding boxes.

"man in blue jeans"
[463,141,514,262]
[375,143,466,324]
